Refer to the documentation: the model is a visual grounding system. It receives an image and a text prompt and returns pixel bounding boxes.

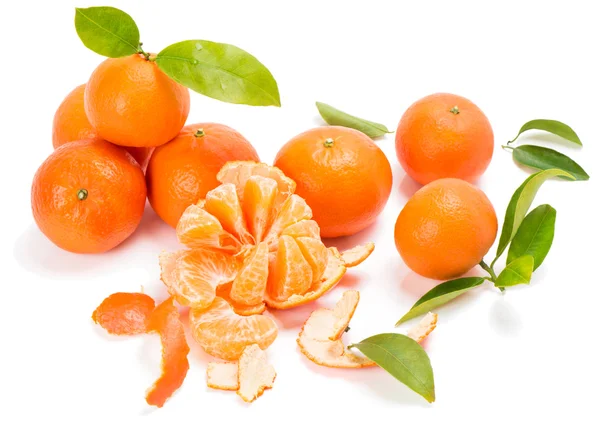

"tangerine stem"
[479,260,497,282]
[137,42,151,61]
[449,105,460,115]
[77,189,88,201]
[324,138,334,148]
[195,128,205,137]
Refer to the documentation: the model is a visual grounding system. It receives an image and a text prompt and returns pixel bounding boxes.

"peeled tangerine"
[159,161,374,361]
[298,291,438,368]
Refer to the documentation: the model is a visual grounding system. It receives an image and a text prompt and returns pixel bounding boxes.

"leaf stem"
[479,260,497,282]
[502,145,514,151]
[137,42,152,61]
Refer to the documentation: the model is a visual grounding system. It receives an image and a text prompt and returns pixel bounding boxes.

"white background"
[2,0,599,423]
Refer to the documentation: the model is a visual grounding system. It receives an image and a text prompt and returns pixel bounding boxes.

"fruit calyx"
[195,128,206,138]
[323,138,335,148]
[77,189,88,201]
[449,105,460,115]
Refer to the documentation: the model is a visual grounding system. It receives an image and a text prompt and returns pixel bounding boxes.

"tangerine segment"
[237,344,276,403]
[216,282,267,316]
[92,292,155,336]
[243,176,278,242]
[295,236,328,284]
[407,312,438,343]
[217,161,295,209]
[171,249,239,309]
[231,242,269,305]
[264,195,313,248]
[281,219,320,239]
[190,297,278,361]
[340,242,375,267]
[267,235,313,301]
[145,297,190,408]
[265,248,346,309]
[330,290,360,341]
[204,183,253,245]
[176,204,240,252]
[207,362,239,391]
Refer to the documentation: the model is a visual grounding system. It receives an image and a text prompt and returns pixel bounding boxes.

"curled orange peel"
[407,312,438,343]
[206,362,239,391]
[145,297,190,408]
[237,344,276,402]
[92,292,155,336]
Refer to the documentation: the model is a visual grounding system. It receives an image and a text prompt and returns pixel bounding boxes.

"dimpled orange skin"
[274,126,392,238]
[31,139,147,253]
[394,178,498,280]
[395,93,494,185]
[146,123,260,228]
[52,84,153,170]
[85,54,190,148]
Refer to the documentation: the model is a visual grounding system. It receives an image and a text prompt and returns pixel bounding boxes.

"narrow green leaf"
[74,7,140,58]
[495,169,573,260]
[508,119,582,146]
[511,145,589,181]
[507,204,556,270]
[396,277,485,325]
[349,333,435,403]
[315,102,392,138]
[155,40,280,107]
[495,255,534,287]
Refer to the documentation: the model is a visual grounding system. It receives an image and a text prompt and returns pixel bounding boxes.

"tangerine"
[394,178,498,280]
[274,126,393,238]
[395,93,494,185]
[85,54,190,148]
[146,124,259,228]
[31,139,147,253]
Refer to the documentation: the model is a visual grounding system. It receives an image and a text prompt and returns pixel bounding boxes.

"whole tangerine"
[146,123,260,228]
[274,126,392,238]
[31,139,147,253]
[394,178,498,280]
[395,93,494,185]
[85,54,190,148]
[52,84,153,170]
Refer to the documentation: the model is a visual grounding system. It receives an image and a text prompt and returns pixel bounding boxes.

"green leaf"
[495,169,573,260]
[74,7,140,58]
[396,277,485,325]
[349,333,435,403]
[315,102,392,138]
[507,204,556,270]
[155,40,280,107]
[508,119,582,146]
[495,255,534,287]
[511,145,589,181]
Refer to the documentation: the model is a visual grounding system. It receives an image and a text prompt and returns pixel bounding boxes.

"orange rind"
[145,297,190,408]
[237,344,276,403]
[406,312,438,343]
[297,290,375,368]
[189,297,278,361]
[340,242,376,267]
[207,362,239,391]
[92,292,155,336]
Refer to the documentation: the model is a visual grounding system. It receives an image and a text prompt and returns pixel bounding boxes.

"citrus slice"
[265,248,346,309]
[217,161,295,208]
[176,204,240,252]
[329,290,360,341]
[204,183,254,245]
[243,175,278,242]
[340,242,376,267]
[160,249,239,310]
[295,236,328,284]
[230,241,268,305]
[92,292,155,336]
[145,297,190,408]
[206,362,239,391]
[189,297,278,360]
[237,344,276,403]
[216,282,266,316]
[297,290,375,368]
[281,219,320,239]
[407,312,438,343]
[264,195,312,248]
[267,235,313,301]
